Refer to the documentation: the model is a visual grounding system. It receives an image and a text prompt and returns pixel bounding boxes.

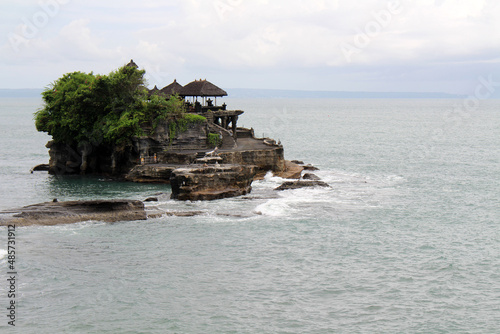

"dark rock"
[274,180,330,191]
[31,164,50,173]
[0,199,147,226]
[170,164,256,201]
[302,173,321,181]
[303,164,320,171]
[46,140,137,176]
[144,197,158,202]
[164,211,205,217]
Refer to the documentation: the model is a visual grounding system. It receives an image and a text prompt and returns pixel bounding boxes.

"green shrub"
[208,132,222,148]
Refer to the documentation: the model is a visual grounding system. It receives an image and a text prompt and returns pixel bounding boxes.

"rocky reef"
[274,180,330,191]
[0,200,147,226]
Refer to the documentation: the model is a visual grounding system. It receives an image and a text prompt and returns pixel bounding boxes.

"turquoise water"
[0,97,499,333]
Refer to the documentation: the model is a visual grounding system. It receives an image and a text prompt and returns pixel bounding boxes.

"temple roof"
[148,85,160,97]
[161,79,183,96]
[126,59,138,69]
[179,79,227,97]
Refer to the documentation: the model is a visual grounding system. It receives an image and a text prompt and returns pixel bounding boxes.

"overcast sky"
[1,0,499,94]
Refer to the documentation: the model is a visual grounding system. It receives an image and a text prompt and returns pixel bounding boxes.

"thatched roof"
[179,79,227,97]
[148,85,160,97]
[126,59,138,68]
[161,79,183,96]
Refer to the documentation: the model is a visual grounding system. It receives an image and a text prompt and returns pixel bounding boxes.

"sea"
[0,96,499,333]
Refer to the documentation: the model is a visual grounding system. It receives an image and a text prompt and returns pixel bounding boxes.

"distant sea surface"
[0,97,499,333]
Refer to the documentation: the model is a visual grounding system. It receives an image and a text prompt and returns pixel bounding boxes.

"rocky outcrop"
[170,164,256,201]
[273,160,303,179]
[30,164,50,172]
[43,114,288,182]
[219,147,285,176]
[0,200,147,226]
[302,173,321,181]
[303,164,320,171]
[275,180,330,191]
[125,164,180,183]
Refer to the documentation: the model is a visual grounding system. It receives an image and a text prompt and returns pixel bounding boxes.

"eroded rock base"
[170,164,257,201]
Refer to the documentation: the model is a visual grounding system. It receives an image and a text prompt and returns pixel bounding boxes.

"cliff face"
[46,119,212,176]
[46,141,137,176]
[138,119,210,153]
[45,116,286,180]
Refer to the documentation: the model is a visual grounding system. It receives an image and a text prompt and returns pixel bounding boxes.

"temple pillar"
[232,116,238,139]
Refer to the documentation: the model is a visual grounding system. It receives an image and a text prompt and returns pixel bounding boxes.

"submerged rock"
[303,164,320,171]
[30,164,50,173]
[0,199,147,226]
[170,164,256,201]
[274,180,330,191]
[302,173,321,181]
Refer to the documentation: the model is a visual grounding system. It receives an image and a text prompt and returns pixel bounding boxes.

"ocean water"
[0,97,499,333]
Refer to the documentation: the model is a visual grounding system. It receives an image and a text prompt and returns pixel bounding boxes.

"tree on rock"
[34,63,188,175]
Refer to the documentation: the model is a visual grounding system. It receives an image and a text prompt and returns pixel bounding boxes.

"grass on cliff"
[168,113,207,143]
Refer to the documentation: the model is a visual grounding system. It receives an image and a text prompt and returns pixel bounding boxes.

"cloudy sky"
[1,0,499,94]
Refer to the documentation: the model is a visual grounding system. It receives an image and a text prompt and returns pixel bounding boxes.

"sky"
[1,0,499,95]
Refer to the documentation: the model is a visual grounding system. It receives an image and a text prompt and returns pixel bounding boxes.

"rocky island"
[3,60,328,225]
[32,60,306,201]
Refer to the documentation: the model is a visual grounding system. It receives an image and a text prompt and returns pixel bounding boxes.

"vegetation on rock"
[207,132,222,148]
[34,64,192,147]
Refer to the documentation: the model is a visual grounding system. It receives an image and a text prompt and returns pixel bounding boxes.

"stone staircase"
[207,123,236,149]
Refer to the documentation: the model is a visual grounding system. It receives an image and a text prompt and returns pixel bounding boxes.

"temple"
[37,60,305,201]
[150,75,243,140]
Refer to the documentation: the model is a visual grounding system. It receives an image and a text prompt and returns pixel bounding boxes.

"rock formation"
[0,200,147,226]
[274,180,330,191]
[170,164,257,201]
[302,173,321,181]
[125,164,180,183]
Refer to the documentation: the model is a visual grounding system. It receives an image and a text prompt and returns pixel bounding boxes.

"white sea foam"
[251,168,406,217]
